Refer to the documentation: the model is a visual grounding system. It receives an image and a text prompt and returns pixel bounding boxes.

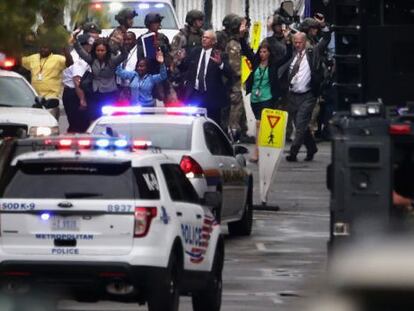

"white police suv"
[0,70,59,139]
[88,106,254,236]
[0,136,224,311]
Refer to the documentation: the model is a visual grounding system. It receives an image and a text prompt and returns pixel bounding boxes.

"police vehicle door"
[203,122,245,217]
[161,164,210,269]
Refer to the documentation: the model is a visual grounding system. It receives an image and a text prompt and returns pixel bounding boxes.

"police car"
[0,69,59,139]
[88,106,254,236]
[0,136,224,311]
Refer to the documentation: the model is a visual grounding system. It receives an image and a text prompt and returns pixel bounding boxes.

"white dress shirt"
[289,51,311,94]
[195,48,212,91]
[62,50,80,88]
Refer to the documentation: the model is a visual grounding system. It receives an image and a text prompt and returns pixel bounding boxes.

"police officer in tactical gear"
[217,14,249,141]
[82,22,101,39]
[110,8,138,52]
[171,10,205,100]
[137,13,177,104]
[300,17,321,47]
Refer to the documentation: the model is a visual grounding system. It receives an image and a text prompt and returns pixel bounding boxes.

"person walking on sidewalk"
[285,15,331,162]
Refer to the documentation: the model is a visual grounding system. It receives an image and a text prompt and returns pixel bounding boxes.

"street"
[54,134,330,311]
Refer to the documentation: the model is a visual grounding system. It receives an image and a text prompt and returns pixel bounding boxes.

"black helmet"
[185,10,204,26]
[271,14,284,28]
[222,14,242,32]
[300,17,320,33]
[115,8,138,25]
[144,13,164,28]
[82,21,101,34]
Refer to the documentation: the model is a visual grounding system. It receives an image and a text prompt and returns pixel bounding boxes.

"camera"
[327,102,414,253]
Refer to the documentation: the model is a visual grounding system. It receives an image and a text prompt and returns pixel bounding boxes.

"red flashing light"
[133,140,151,149]
[59,139,72,147]
[389,124,411,135]
[180,156,204,176]
[91,3,103,9]
[78,139,91,148]
[2,58,16,69]
[134,207,157,237]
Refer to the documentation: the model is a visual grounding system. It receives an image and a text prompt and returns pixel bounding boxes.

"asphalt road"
[47,138,331,311]
[25,110,333,310]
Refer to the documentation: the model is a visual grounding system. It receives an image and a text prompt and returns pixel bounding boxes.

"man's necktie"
[197,50,206,92]
[288,51,304,83]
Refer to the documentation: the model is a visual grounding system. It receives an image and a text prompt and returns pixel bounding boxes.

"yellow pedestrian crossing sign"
[258,109,288,148]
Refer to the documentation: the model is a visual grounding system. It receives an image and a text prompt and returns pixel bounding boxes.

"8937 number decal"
[107,204,133,213]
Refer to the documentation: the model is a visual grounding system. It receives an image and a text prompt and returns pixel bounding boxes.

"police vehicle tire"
[227,181,253,236]
[147,251,181,311]
[191,241,224,311]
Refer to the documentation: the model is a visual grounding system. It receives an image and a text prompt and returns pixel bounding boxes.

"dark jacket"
[282,28,332,97]
[241,39,293,101]
[180,47,233,107]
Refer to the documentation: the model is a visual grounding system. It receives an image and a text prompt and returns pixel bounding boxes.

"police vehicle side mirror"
[234,145,248,155]
[33,96,46,108]
[235,154,246,167]
[43,99,59,109]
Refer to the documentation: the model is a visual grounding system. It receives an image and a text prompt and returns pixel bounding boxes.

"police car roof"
[0,69,25,78]
[95,114,201,126]
[11,149,170,167]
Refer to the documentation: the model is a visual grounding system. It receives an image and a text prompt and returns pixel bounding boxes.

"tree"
[0,0,98,56]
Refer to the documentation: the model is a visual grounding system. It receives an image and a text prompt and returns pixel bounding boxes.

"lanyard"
[39,55,50,74]
[256,66,268,88]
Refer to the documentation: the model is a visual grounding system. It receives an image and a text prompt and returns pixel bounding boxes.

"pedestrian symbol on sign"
[257,108,288,205]
[267,131,274,144]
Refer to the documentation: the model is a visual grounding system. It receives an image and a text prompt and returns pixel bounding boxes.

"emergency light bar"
[11,136,153,152]
[101,105,207,117]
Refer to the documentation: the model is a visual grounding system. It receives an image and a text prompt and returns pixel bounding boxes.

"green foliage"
[0,0,84,56]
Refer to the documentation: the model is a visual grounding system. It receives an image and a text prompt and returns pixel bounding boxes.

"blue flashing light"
[114,139,128,148]
[41,213,50,221]
[96,139,110,148]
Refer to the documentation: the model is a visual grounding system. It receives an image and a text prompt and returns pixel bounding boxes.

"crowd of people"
[17,5,335,162]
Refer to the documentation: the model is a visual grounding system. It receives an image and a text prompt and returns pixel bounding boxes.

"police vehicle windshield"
[0,160,160,200]
[0,77,36,108]
[92,123,192,150]
[89,2,177,29]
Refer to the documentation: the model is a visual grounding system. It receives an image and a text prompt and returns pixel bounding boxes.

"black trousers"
[186,88,222,128]
[88,90,119,122]
[62,87,89,133]
[287,91,317,156]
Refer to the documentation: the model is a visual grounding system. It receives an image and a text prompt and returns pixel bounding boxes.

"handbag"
[80,70,93,94]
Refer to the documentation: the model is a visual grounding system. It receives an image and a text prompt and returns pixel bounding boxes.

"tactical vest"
[180,27,202,53]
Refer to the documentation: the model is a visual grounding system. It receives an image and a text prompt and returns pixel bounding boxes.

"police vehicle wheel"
[191,242,224,311]
[147,252,181,311]
[227,182,253,236]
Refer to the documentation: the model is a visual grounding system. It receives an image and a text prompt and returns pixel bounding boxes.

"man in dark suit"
[284,16,331,162]
[180,30,233,127]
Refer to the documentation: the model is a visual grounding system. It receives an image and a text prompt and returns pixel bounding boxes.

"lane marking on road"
[255,211,329,218]
[255,242,314,253]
